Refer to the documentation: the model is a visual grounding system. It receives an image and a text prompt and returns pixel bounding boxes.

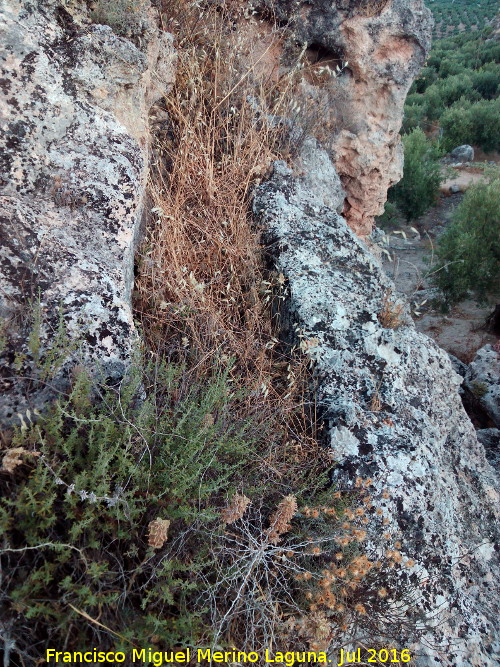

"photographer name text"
[46,647,412,665]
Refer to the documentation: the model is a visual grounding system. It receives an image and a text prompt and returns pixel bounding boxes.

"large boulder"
[448,144,475,162]
[0,0,175,423]
[253,152,499,665]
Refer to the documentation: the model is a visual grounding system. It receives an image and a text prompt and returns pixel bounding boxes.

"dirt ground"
[378,167,498,362]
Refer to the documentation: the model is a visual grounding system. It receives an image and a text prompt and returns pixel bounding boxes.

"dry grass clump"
[137,6,275,370]
[378,291,405,329]
[135,2,330,487]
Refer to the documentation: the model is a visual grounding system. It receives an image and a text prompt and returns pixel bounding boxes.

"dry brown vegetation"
[0,2,428,660]
[135,1,329,486]
[378,291,405,329]
[131,0,425,653]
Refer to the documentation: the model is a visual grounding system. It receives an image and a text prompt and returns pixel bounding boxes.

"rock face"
[465,345,500,428]
[254,154,499,665]
[0,0,175,423]
[477,429,500,471]
[253,0,432,235]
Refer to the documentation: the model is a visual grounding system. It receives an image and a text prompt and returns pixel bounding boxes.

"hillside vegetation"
[426,0,498,39]
[403,28,500,151]
[381,23,500,306]
[0,2,411,661]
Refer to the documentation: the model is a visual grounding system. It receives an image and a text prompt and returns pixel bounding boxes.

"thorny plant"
[200,482,432,656]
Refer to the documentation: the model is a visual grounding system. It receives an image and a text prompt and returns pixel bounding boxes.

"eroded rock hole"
[305,42,344,66]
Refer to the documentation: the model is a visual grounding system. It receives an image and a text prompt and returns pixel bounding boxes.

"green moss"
[471,381,488,399]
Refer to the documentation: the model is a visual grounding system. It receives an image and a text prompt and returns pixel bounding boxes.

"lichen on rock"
[0,0,175,423]
[254,152,499,664]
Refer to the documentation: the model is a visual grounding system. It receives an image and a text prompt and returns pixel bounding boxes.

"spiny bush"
[0,357,259,661]
[207,482,427,653]
[1,353,422,660]
[431,168,500,305]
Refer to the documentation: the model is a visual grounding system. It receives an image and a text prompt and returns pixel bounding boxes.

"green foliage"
[401,103,426,134]
[468,98,500,152]
[0,339,341,661]
[0,358,258,659]
[404,27,499,152]
[425,0,498,36]
[441,98,500,152]
[90,0,150,39]
[439,98,474,150]
[431,170,500,304]
[375,201,400,230]
[389,129,443,221]
[471,65,500,99]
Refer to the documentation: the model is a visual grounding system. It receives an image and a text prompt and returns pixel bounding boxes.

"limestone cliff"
[250,0,432,235]
[0,0,175,422]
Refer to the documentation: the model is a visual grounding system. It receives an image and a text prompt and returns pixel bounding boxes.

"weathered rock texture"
[0,0,175,422]
[250,0,432,235]
[254,155,499,665]
[465,345,500,428]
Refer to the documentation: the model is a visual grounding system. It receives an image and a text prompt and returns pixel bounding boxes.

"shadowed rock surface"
[464,345,500,428]
[0,0,175,423]
[254,155,499,665]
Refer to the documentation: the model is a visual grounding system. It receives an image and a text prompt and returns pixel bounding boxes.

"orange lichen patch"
[237,18,285,86]
[372,36,417,65]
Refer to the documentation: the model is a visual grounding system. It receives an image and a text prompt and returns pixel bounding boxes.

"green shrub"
[91,0,150,39]
[441,98,500,152]
[438,58,467,77]
[471,66,500,100]
[422,85,446,121]
[431,170,500,304]
[0,358,258,659]
[439,98,474,150]
[375,201,400,230]
[470,99,500,152]
[402,103,426,133]
[389,129,443,220]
